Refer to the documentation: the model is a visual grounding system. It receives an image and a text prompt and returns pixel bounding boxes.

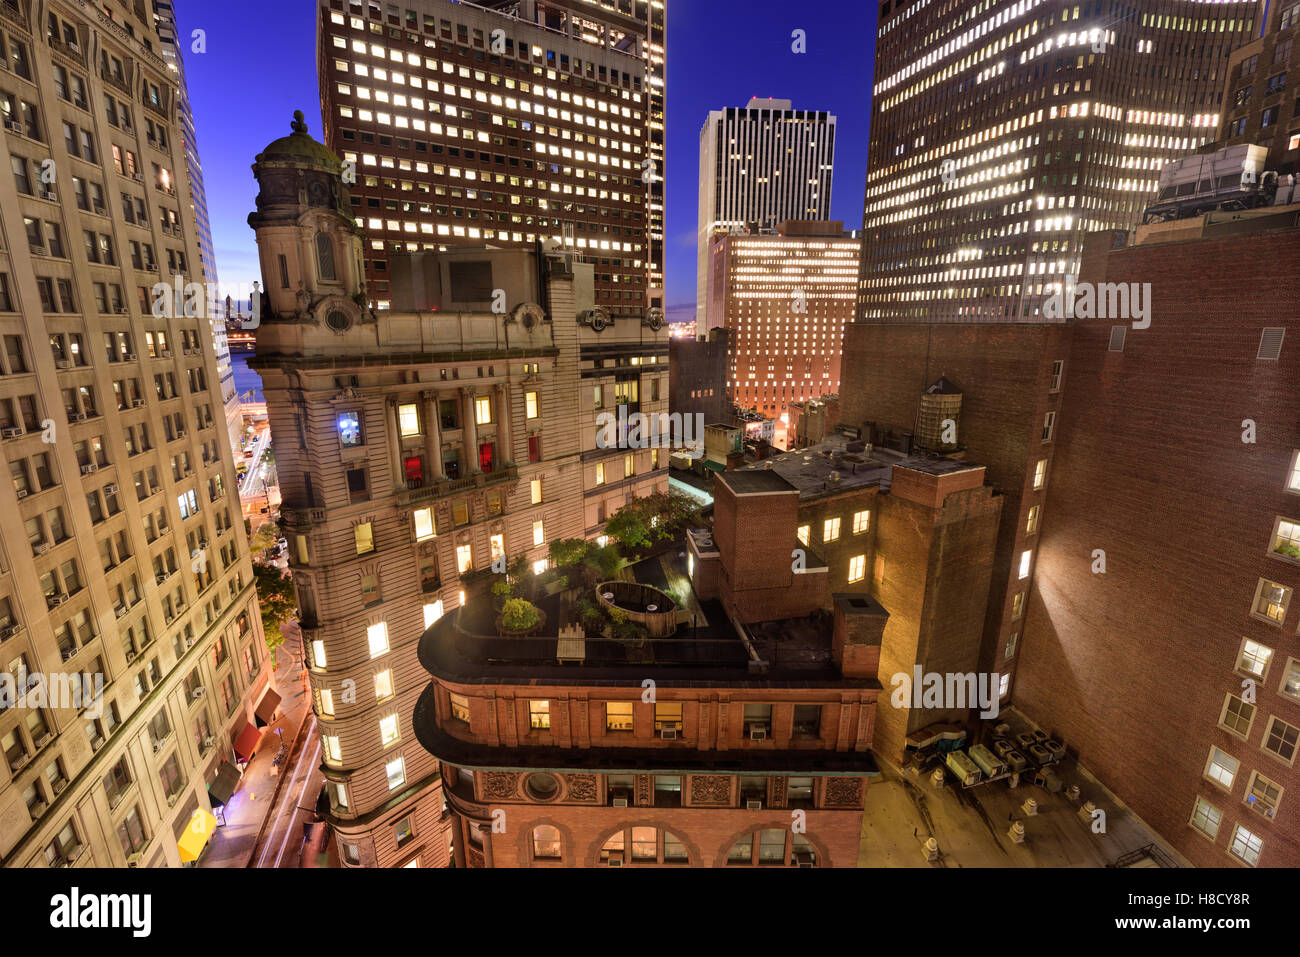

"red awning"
[233,723,262,761]
[254,687,282,727]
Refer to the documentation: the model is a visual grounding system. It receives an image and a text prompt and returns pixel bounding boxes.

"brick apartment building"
[1014,215,1300,869]
[724,441,1002,761]
[246,113,667,866]
[1216,0,1300,174]
[667,326,729,428]
[317,0,665,318]
[0,0,270,867]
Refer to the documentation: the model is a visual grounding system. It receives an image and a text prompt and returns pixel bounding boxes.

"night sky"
[177,0,876,321]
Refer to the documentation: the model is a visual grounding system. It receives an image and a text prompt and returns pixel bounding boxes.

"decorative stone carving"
[690,775,731,805]
[466,845,485,868]
[565,774,597,802]
[481,771,519,800]
[823,776,864,808]
[771,776,788,808]
[635,774,651,807]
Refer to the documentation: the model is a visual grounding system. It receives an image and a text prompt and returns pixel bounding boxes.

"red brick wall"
[1017,227,1300,868]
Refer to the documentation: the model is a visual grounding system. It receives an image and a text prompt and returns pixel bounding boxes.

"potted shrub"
[498,597,545,636]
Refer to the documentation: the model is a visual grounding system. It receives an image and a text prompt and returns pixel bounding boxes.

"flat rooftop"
[734,435,984,500]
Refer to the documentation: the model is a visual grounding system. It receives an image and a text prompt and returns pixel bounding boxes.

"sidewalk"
[200,619,315,868]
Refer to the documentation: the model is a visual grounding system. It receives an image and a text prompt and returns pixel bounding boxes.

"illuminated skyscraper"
[697,98,836,324]
[151,1,240,455]
[856,0,1263,324]
[317,0,666,319]
[704,221,857,422]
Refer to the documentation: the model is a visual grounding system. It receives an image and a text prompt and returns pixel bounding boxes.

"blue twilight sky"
[176,0,876,322]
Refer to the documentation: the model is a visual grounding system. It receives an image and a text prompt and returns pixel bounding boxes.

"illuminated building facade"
[246,113,667,866]
[857,0,1262,324]
[705,221,857,421]
[151,1,240,456]
[317,0,665,319]
[696,98,835,325]
[0,0,269,867]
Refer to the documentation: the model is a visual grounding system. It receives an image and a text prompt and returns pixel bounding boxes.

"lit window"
[823,517,840,543]
[423,601,444,628]
[1271,517,1300,560]
[595,462,605,485]
[797,524,809,546]
[1287,451,1300,492]
[323,735,341,763]
[533,520,544,546]
[397,403,420,436]
[380,713,400,746]
[1228,824,1263,867]
[490,533,505,562]
[311,639,326,668]
[1032,458,1047,489]
[532,824,561,860]
[385,756,406,791]
[998,674,1010,698]
[414,507,436,541]
[474,396,493,425]
[1237,638,1274,678]
[316,688,335,717]
[852,510,869,534]
[1252,578,1291,624]
[338,411,362,447]
[1280,657,1300,702]
[532,558,548,575]
[1189,796,1222,839]
[1011,593,1025,620]
[848,554,865,583]
[374,669,393,700]
[1205,746,1239,790]
[1004,632,1018,658]
[1026,505,1040,535]
[449,692,469,723]
[1018,550,1032,580]
[367,621,389,658]
[354,522,374,555]
[529,700,550,729]
[525,391,539,418]
[530,478,542,504]
[456,544,473,574]
[606,701,634,732]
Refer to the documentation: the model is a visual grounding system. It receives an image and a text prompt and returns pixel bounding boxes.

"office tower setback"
[246,112,668,866]
[0,0,270,867]
[857,0,1262,324]
[1216,0,1300,175]
[151,2,240,457]
[704,220,857,422]
[317,0,665,319]
[697,98,835,324]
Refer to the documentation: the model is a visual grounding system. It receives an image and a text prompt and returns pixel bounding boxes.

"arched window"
[726,828,818,867]
[598,826,688,865]
[316,231,336,281]
[532,825,561,860]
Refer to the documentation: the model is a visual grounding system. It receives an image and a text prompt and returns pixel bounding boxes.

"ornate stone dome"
[255,110,342,170]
